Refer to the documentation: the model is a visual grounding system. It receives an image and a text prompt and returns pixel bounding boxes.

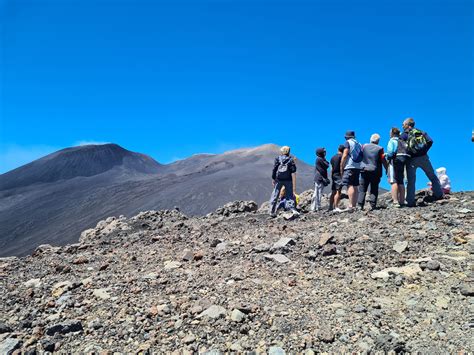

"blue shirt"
[386,137,399,160]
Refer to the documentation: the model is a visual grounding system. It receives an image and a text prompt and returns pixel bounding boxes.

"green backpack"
[407,128,429,156]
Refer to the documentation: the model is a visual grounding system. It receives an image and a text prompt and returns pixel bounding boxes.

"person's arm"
[292,172,297,194]
[424,131,433,150]
[291,159,297,194]
[380,148,389,171]
[271,158,278,185]
[340,148,349,173]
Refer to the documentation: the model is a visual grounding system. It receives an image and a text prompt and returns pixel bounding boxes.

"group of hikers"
[269,117,451,217]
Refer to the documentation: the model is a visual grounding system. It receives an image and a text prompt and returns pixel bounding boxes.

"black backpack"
[396,138,409,156]
[276,156,293,180]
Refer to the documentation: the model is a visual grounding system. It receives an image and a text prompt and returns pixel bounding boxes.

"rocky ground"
[1,191,473,354]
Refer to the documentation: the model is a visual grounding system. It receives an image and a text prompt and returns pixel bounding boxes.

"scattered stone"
[164,260,182,270]
[322,244,337,256]
[460,285,474,297]
[0,338,21,354]
[253,243,271,253]
[393,241,408,253]
[182,249,193,261]
[317,329,335,343]
[268,346,286,355]
[198,305,227,319]
[52,281,73,297]
[272,237,295,250]
[193,250,204,261]
[24,278,41,288]
[92,288,111,300]
[46,320,83,336]
[72,255,89,265]
[0,322,12,334]
[426,260,441,271]
[231,309,245,322]
[371,264,422,279]
[182,334,196,344]
[264,254,291,264]
[318,233,333,246]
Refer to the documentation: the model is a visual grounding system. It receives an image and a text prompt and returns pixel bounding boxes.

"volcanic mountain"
[0,143,314,256]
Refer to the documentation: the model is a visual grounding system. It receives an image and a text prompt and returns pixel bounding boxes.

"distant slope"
[0,144,162,191]
[0,143,315,256]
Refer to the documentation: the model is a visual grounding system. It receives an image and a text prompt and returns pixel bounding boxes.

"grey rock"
[268,347,286,355]
[264,254,291,264]
[272,237,295,250]
[198,305,227,319]
[460,285,474,297]
[46,320,83,336]
[318,233,333,246]
[253,243,271,253]
[426,260,441,271]
[317,329,335,343]
[393,241,408,253]
[231,309,245,322]
[322,244,337,256]
[0,338,21,355]
[0,322,12,334]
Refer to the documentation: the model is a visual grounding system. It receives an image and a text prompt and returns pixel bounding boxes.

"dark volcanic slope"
[0,144,162,191]
[0,143,315,257]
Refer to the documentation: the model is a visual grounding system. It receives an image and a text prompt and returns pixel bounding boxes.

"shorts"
[342,168,360,187]
[331,175,343,191]
[388,156,407,185]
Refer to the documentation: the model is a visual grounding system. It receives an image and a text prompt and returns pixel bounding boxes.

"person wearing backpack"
[340,130,363,210]
[269,146,299,217]
[400,118,443,207]
[386,127,410,207]
[311,147,330,212]
[357,133,388,210]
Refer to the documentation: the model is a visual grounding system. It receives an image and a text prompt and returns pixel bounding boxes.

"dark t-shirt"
[330,154,342,178]
[314,157,329,183]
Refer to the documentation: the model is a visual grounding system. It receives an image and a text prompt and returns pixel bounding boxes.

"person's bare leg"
[334,190,341,208]
[329,191,335,210]
[348,186,357,208]
[391,183,398,203]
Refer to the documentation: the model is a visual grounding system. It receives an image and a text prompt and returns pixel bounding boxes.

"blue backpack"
[349,139,364,163]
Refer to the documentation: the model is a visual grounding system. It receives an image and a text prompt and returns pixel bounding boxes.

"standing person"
[386,127,410,207]
[400,118,443,207]
[358,134,388,210]
[329,144,345,212]
[311,148,330,211]
[269,146,299,217]
[340,131,363,210]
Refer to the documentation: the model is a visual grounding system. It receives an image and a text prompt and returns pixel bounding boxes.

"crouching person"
[269,146,299,217]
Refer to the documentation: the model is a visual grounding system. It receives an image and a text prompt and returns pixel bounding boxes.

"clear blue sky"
[1,0,473,191]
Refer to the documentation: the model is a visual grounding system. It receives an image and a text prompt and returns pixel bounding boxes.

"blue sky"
[1,0,473,191]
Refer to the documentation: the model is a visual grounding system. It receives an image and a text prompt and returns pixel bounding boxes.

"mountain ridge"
[0,143,316,256]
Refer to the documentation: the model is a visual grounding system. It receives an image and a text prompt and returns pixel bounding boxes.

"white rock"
[93,288,111,300]
[164,261,182,270]
[393,241,408,253]
[24,278,41,288]
[264,254,291,264]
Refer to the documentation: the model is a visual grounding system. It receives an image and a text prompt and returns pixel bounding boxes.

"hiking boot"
[270,213,277,218]
[291,209,300,217]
